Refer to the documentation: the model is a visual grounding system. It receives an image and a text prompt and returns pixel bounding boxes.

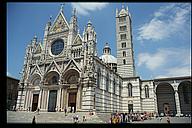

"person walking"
[64,107,67,116]
[37,108,40,115]
[83,116,86,122]
[32,116,36,124]
[167,116,170,124]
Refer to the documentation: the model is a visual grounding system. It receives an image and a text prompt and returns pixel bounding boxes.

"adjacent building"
[7,76,19,110]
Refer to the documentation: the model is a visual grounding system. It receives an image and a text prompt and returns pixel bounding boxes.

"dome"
[99,54,117,64]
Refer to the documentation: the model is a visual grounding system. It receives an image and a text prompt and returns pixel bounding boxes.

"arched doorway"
[44,71,59,112]
[156,83,176,116]
[30,74,41,111]
[62,69,80,113]
[178,81,191,115]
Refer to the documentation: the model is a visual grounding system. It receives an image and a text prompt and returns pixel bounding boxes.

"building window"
[128,83,132,97]
[123,59,126,64]
[119,16,126,22]
[182,85,189,104]
[145,85,149,98]
[120,25,127,31]
[121,42,126,48]
[97,68,101,88]
[51,39,64,55]
[113,79,116,94]
[123,51,126,57]
[120,34,126,40]
[106,73,109,92]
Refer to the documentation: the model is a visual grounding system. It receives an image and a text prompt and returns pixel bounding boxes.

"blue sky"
[7,2,191,80]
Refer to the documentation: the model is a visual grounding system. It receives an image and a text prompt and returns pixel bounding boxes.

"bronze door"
[68,92,77,112]
[32,94,39,111]
[48,90,57,112]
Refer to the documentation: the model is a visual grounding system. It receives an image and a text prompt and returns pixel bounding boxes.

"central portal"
[68,92,77,112]
[48,90,57,112]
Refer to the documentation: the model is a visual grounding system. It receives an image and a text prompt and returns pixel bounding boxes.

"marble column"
[76,85,82,111]
[29,91,33,111]
[175,90,181,116]
[154,91,158,116]
[60,88,64,111]
[63,88,67,109]
[56,88,61,111]
[46,90,49,111]
[38,89,43,109]
[24,90,28,110]
[41,90,44,110]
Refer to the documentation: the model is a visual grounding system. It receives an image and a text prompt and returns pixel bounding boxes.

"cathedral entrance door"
[48,90,57,112]
[128,104,133,113]
[32,94,39,111]
[68,92,77,112]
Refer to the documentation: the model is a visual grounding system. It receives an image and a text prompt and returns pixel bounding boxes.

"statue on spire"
[60,3,65,12]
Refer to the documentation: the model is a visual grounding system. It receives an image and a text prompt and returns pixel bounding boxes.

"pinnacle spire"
[60,3,65,12]
[72,8,76,16]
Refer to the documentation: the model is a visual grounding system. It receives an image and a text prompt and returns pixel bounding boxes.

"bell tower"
[116,5,135,78]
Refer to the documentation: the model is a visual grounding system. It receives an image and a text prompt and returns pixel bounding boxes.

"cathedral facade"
[16,6,191,116]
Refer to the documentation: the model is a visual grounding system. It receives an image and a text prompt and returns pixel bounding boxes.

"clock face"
[51,39,64,55]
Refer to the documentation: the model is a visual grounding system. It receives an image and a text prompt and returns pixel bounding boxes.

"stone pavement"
[7,111,104,123]
[132,116,191,124]
[7,111,191,124]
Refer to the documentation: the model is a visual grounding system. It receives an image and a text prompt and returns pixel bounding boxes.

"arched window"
[123,51,126,57]
[145,85,149,98]
[97,68,101,88]
[182,85,189,104]
[106,73,109,92]
[123,59,126,65]
[51,76,58,85]
[33,78,40,86]
[128,83,132,97]
[113,79,116,94]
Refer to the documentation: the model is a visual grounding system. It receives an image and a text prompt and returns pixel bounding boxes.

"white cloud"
[71,3,108,16]
[155,66,191,78]
[137,51,166,70]
[138,47,191,78]
[137,3,191,41]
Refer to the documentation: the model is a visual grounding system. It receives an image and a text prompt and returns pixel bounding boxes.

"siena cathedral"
[16,5,191,116]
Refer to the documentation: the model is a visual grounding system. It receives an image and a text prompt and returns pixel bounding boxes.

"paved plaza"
[7,111,191,124]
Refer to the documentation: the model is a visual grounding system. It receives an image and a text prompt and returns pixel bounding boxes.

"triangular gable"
[72,34,83,45]
[34,43,42,54]
[63,59,81,72]
[45,60,61,74]
[30,64,42,76]
[49,10,69,34]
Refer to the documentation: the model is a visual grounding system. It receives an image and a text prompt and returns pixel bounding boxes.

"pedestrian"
[160,117,162,122]
[167,116,170,124]
[32,116,36,124]
[64,107,67,116]
[72,106,74,113]
[73,115,76,123]
[76,114,79,123]
[83,115,86,122]
[125,113,128,122]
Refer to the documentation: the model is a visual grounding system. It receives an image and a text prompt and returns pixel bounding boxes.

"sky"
[7,2,191,80]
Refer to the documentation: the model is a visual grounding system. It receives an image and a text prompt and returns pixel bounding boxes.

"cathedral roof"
[99,54,117,64]
[100,43,117,64]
